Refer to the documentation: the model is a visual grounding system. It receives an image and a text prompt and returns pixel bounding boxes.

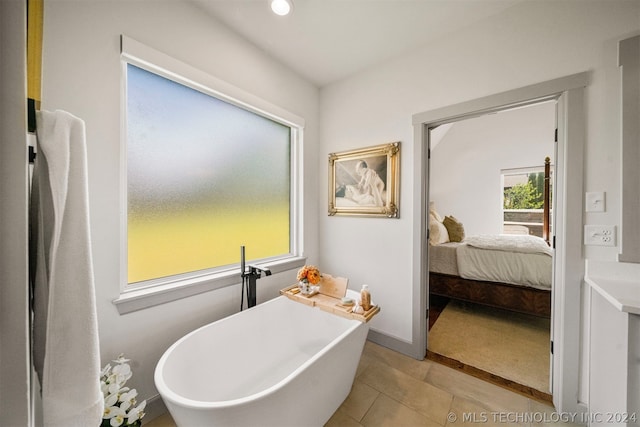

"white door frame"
[411,72,588,413]
[0,0,32,425]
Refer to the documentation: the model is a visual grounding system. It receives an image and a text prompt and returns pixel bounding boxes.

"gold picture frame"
[328,142,400,218]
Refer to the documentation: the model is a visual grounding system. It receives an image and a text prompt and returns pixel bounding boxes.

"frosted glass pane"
[127,64,290,284]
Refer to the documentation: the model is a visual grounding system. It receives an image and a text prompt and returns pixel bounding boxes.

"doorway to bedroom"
[425,100,556,401]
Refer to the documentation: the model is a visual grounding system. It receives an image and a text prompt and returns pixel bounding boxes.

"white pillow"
[428,212,438,226]
[429,220,450,245]
[429,208,443,223]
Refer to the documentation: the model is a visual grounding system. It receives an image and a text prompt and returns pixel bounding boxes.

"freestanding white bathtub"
[154,295,369,426]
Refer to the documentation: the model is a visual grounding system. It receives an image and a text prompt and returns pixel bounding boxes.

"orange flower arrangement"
[297,265,321,285]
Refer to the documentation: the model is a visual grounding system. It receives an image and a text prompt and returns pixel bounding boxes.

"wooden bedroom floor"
[429,294,450,329]
[428,298,552,403]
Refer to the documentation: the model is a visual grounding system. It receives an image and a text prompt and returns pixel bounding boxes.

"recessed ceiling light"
[270,0,293,16]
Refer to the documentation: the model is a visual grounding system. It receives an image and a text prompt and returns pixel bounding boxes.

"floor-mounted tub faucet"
[240,246,272,310]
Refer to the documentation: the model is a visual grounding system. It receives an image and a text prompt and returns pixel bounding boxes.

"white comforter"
[456,235,553,290]
[464,234,553,256]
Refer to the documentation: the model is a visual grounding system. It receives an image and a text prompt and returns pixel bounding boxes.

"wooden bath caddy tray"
[280,282,380,323]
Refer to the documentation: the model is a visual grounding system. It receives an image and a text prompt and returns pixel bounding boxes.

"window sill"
[113,256,306,314]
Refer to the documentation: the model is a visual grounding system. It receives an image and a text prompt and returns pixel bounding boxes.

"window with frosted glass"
[126,64,291,284]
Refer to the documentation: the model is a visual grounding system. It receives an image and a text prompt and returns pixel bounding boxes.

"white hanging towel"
[30,110,103,427]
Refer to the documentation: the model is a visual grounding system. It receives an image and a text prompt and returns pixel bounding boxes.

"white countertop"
[585,260,640,315]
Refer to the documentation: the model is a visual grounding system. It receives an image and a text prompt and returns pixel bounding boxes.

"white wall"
[319,0,640,345]
[430,102,556,236]
[41,0,319,410]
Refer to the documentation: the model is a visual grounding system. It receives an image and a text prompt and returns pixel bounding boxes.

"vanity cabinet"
[586,261,640,427]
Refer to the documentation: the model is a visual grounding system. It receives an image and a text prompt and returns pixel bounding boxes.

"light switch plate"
[585,191,606,212]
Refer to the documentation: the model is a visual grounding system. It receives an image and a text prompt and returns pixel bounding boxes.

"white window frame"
[114,35,305,314]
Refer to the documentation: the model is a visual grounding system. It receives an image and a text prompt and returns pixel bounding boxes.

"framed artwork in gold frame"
[328,142,400,218]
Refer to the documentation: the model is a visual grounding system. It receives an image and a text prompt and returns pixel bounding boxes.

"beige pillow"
[443,215,465,242]
[429,220,450,245]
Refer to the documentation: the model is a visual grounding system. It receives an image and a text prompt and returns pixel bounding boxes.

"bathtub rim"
[154,296,367,410]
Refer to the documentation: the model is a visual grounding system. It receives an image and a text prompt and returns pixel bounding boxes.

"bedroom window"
[119,36,304,300]
[501,165,552,238]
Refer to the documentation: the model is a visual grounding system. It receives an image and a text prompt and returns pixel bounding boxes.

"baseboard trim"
[367,329,423,359]
[427,350,553,404]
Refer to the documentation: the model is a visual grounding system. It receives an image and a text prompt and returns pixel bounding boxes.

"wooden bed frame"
[429,273,551,317]
[429,157,552,318]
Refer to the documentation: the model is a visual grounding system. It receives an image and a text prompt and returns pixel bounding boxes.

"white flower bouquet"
[100,354,146,427]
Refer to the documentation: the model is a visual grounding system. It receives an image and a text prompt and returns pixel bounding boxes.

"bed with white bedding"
[429,235,552,318]
[428,156,553,318]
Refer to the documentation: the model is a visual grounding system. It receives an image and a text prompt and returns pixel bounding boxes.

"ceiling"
[191,0,524,87]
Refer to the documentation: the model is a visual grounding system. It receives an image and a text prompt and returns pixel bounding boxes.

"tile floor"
[146,341,579,426]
